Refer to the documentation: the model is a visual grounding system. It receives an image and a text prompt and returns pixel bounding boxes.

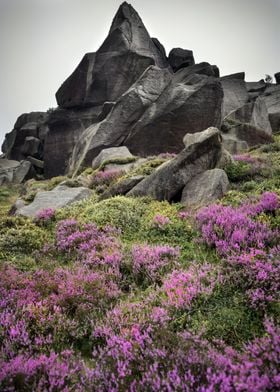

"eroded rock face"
[44,106,101,178]
[68,66,172,175]
[168,48,195,71]
[181,169,229,207]
[16,185,92,217]
[56,2,168,109]
[262,85,280,133]
[2,112,48,161]
[221,78,248,118]
[127,127,222,201]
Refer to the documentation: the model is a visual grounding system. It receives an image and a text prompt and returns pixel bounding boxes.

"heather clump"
[54,219,122,275]
[196,192,280,310]
[130,243,180,286]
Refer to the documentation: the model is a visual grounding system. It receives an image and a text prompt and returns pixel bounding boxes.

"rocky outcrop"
[128,128,222,201]
[2,2,278,180]
[181,169,229,207]
[275,72,280,85]
[56,2,168,109]
[16,185,92,217]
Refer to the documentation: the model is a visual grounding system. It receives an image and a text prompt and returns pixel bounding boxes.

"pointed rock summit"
[56,2,168,109]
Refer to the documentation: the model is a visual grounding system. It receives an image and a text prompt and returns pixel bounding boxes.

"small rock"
[92,146,134,170]
[16,185,93,217]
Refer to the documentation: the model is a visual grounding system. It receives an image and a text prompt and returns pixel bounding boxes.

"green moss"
[98,156,137,170]
[174,285,264,348]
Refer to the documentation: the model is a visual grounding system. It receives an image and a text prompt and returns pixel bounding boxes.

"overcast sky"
[0,0,279,148]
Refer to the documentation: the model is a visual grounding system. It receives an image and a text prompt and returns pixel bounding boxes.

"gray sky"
[0,0,279,148]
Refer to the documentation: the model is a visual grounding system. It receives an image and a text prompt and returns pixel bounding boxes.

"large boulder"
[16,185,93,218]
[55,2,168,109]
[92,146,134,169]
[127,127,222,201]
[2,112,48,161]
[0,159,33,185]
[275,72,280,85]
[124,74,223,157]
[168,48,195,72]
[222,97,273,148]
[181,169,229,207]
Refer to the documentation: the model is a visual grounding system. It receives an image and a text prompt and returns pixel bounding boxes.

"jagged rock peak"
[109,2,144,33]
[56,1,168,109]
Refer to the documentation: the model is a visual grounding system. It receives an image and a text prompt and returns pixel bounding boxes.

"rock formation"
[1,1,279,179]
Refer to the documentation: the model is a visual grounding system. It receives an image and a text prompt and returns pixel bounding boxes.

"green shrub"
[0,216,48,256]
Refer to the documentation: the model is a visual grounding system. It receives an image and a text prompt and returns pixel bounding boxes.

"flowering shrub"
[228,247,280,308]
[152,214,170,229]
[55,219,122,275]
[91,169,123,187]
[34,208,56,225]
[196,192,280,308]
[162,264,220,310]
[131,244,179,285]
[196,194,279,256]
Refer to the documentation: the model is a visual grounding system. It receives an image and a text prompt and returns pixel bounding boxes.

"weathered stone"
[168,48,195,72]
[246,81,266,93]
[222,137,249,154]
[275,72,280,84]
[181,169,229,207]
[174,62,219,80]
[27,156,44,169]
[13,161,34,183]
[216,148,234,169]
[262,85,280,133]
[0,159,19,185]
[101,175,145,199]
[22,137,42,157]
[127,127,222,201]
[222,97,273,148]
[44,106,101,178]
[16,185,93,217]
[225,97,272,135]
[221,78,248,118]
[92,146,133,169]
[0,159,33,185]
[2,112,48,161]
[124,74,223,157]
[152,38,167,61]
[221,72,245,80]
[56,2,168,109]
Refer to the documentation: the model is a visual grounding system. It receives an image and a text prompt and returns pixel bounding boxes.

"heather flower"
[35,208,56,224]
[163,264,219,310]
[131,244,179,284]
[152,214,170,229]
